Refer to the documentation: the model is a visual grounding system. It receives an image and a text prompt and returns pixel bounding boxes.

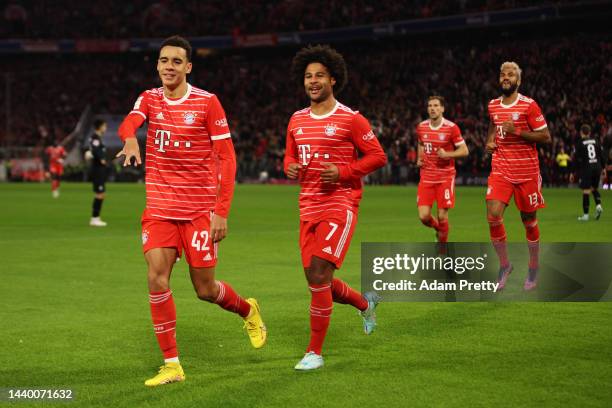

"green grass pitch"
[1,183,611,407]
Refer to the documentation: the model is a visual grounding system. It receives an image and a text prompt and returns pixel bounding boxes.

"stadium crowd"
[2,32,610,184]
[2,0,573,39]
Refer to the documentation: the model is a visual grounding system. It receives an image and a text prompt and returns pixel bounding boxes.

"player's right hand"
[416,159,423,167]
[116,137,142,167]
[286,163,302,179]
[486,141,497,153]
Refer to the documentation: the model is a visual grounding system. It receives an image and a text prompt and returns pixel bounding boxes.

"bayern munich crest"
[512,112,519,121]
[183,112,197,124]
[324,124,337,136]
[142,231,149,245]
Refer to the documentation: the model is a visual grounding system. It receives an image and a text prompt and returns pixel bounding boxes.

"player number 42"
[191,230,210,251]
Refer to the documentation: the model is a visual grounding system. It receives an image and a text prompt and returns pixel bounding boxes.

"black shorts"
[579,167,601,189]
[91,167,107,193]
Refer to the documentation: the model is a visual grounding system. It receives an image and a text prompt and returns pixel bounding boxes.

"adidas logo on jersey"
[296,128,304,135]
[203,253,212,261]
[322,246,333,255]
[156,112,165,120]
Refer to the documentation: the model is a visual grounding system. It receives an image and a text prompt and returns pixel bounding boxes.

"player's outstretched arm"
[117,112,146,166]
[116,137,142,167]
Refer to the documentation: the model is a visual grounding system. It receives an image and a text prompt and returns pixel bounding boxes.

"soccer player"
[116,35,266,387]
[87,119,109,226]
[284,45,387,371]
[45,140,66,198]
[574,124,605,221]
[416,96,468,243]
[485,61,551,291]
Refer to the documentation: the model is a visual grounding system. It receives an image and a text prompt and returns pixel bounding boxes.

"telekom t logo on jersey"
[154,130,192,153]
[298,144,331,165]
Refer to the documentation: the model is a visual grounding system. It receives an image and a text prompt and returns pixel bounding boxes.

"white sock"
[165,357,179,364]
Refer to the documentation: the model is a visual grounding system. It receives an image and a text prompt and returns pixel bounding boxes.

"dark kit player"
[574,124,605,221]
[88,119,109,227]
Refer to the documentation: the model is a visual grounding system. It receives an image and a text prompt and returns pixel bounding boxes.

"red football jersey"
[45,145,66,166]
[488,94,548,183]
[416,118,464,183]
[284,101,387,222]
[129,84,233,220]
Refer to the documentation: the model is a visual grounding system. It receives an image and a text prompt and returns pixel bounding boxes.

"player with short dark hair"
[88,119,109,226]
[45,141,66,198]
[416,95,468,243]
[116,35,266,387]
[574,124,605,221]
[285,44,387,371]
[485,61,551,291]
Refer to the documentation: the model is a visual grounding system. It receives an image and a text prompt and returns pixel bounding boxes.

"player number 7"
[326,222,338,240]
[191,230,210,251]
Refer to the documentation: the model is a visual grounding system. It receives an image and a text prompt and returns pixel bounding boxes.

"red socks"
[331,278,368,311]
[307,283,333,355]
[488,215,509,268]
[51,180,59,191]
[437,219,449,243]
[523,218,540,269]
[214,281,251,318]
[149,290,178,359]
[420,215,439,230]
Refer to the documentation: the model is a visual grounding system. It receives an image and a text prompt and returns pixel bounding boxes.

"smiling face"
[304,62,336,103]
[499,66,520,97]
[157,45,192,89]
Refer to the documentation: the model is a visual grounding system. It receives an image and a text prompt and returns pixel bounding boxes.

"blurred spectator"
[1,31,609,184]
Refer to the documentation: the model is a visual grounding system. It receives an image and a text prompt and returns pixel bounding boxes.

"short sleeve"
[527,101,547,131]
[206,95,231,140]
[452,124,465,146]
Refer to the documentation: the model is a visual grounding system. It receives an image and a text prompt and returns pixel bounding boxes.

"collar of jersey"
[428,118,444,130]
[164,83,192,105]
[309,101,339,119]
[500,93,520,108]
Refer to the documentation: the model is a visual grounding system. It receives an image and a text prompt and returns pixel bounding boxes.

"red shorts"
[300,209,357,269]
[141,209,218,268]
[50,164,64,176]
[486,173,545,212]
[417,177,456,208]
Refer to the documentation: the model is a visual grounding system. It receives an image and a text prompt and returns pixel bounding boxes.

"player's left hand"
[501,121,516,134]
[437,148,450,159]
[211,214,228,242]
[321,162,339,182]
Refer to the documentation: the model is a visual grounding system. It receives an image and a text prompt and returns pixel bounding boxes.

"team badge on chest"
[324,124,337,136]
[183,112,197,124]
[512,112,519,121]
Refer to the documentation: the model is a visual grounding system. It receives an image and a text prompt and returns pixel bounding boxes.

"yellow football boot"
[144,362,185,387]
[243,298,267,349]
